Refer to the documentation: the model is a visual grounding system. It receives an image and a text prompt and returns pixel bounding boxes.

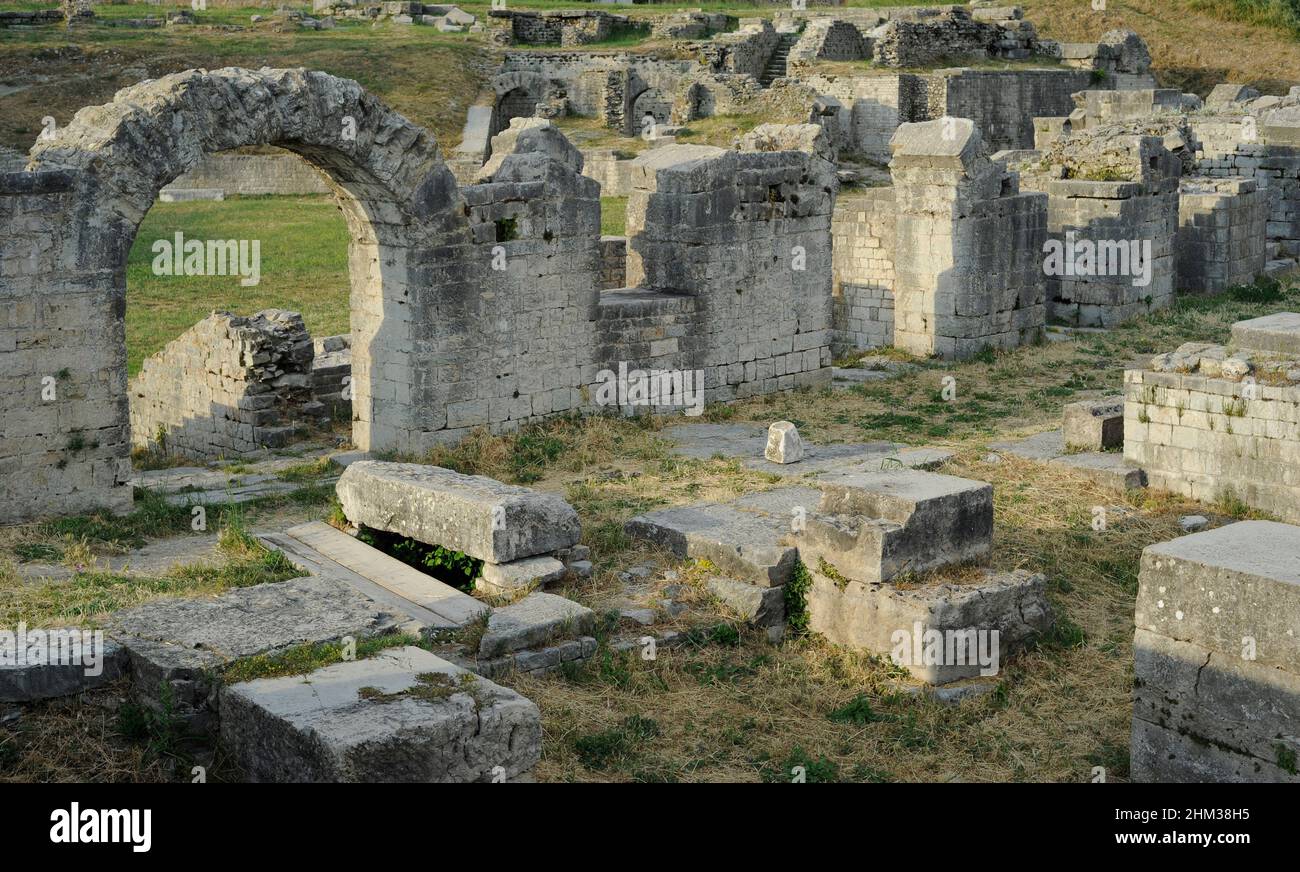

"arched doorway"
[16,67,457,517]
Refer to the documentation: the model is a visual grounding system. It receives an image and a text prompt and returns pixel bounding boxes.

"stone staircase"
[759,32,800,87]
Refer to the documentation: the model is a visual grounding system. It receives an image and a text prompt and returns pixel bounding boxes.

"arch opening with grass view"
[126,149,355,465]
[0,68,479,523]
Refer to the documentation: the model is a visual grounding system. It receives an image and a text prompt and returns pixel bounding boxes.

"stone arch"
[489,71,552,139]
[20,67,460,512]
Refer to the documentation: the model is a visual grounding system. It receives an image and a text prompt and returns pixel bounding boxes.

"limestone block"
[0,632,126,702]
[1062,395,1124,451]
[336,461,580,564]
[764,420,804,464]
[220,647,541,782]
[807,568,1052,684]
[801,469,993,582]
[477,555,566,596]
[1231,312,1300,356]
[478,592,595,659]
[1135,521,1300,672]
[706,576,785,627]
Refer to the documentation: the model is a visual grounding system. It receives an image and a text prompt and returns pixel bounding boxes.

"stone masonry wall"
[1131,520,1300,782]
[160,153,331,197]
[832,187,896,353]
[624,124,837,401]
[1124,322,1300,524]
[0,168,133,523]
[1176,177,1268,293]
[2,67,842,522]
[1196,141,1300,257]
[889,118,1048,359]
[130,310,315,459]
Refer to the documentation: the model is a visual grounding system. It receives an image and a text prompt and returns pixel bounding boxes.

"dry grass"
[1020,0,1300,94]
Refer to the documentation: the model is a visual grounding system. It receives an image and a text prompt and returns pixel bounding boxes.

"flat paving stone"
[220,646,541,782]
[625,500,799,587]
[17,533,221,582]
[991,429,1146,490]
[661,422,952,476]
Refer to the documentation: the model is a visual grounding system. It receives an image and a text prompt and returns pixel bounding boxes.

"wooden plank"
[257,532,456,630]
[283,522,488,627]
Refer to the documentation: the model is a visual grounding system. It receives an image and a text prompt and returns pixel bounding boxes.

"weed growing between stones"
[356,526,482,591]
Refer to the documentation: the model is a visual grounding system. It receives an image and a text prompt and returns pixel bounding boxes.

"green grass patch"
[222,632,423,685]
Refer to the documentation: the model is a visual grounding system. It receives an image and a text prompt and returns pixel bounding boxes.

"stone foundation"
[1176,177,1268,293]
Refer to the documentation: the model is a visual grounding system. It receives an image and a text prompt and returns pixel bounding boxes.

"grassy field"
[126,194,350,375]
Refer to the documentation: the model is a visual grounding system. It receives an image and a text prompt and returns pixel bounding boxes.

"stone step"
[220,646,541,782]
[279,521,488,628]
[990,430,1147,491]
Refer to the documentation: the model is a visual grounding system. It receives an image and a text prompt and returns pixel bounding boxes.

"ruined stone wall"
[699,19,780,81]
[311,334,352,420]
[0,169,133,523]
[1,67,842,522]
[490,10,626,47]
[832,187,896,352]
[787,19,868,75]
[160,153,331,197]
[582,147,637,196]
[1045,179,1178,326]
[890,119,1048,359]
[1176,178,1268,293]
[597,235,627,290]
[624,125,837,401]
[1197,141,1300,256]
[592,290,702,413]
[130,310,316,460]
[1132,520,1300,782]
[804,74,912,162]
[1124,328,1300,524]
[871,7,1042,68]
[936,68,1099,153]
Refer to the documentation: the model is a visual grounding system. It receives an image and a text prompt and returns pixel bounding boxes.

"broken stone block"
[1132,520,1300,782]
[478,592,595,659]
[220,646,541,782]
[706,576,785,627]
[764,421,804,464]
[1062,396,1124,451]
[336,461,580,564]
[477,555,566,596]
[806,568,1052,684]
[801,469,993,583]
[0,631,126,702]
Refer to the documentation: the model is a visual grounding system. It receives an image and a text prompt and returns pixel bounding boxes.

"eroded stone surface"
[478,592,595,659]
[220,646,541,782]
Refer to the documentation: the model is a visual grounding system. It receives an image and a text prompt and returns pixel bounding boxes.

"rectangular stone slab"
[1136,520,1300,671]
[478,592,596,659]
[219,646,541,782]
[336,461,580,564]
[283,521,487,627]
[1230,311,1300,355]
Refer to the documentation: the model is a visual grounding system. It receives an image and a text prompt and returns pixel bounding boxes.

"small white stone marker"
[764,421,804,464]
